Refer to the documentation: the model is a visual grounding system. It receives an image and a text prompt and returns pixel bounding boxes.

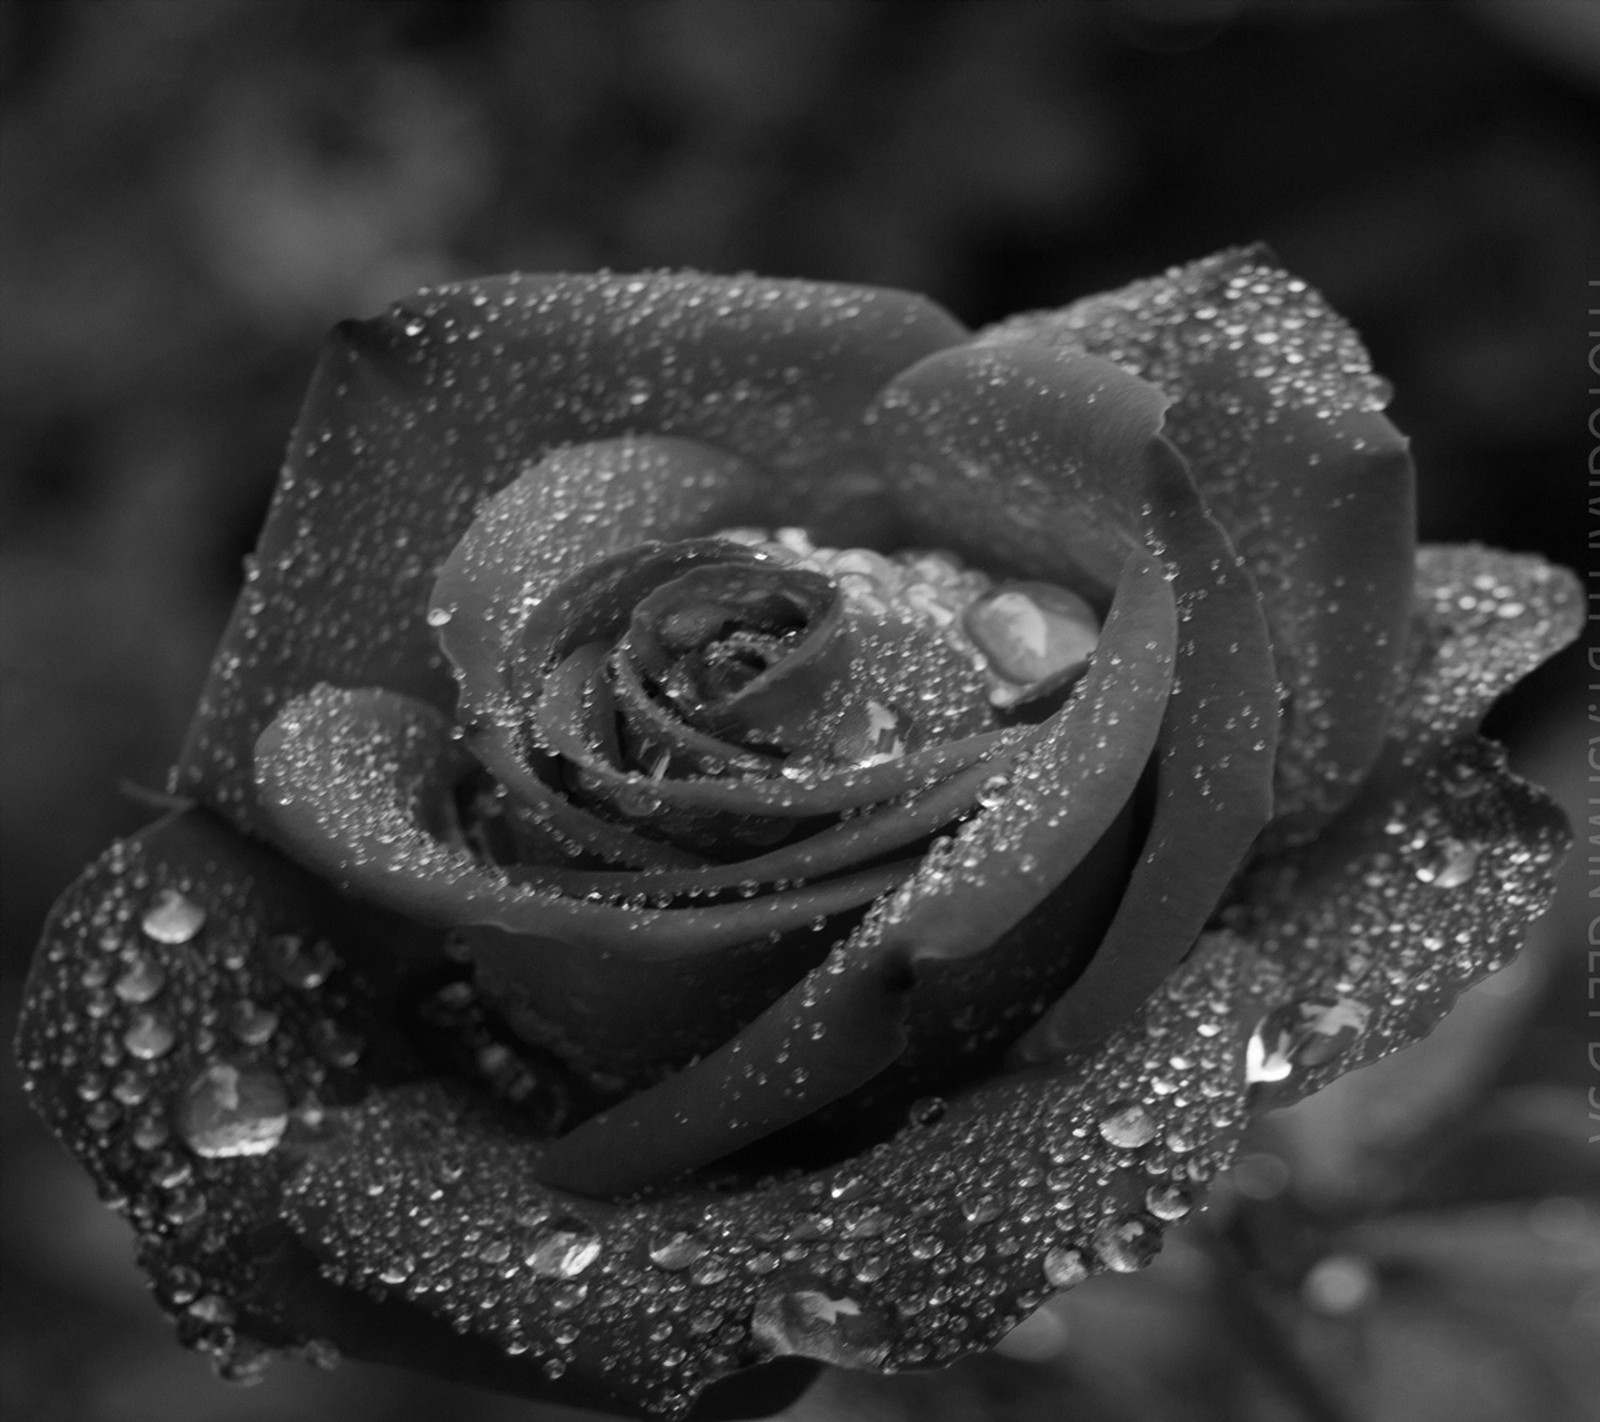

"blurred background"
[2,1,1596,1419]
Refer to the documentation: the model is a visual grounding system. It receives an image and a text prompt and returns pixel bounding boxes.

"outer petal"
[868,341,1279,1055]
[17,549,1578,1420]
[14,810,814,1418]
[174,273,968,833]
[981,246,1416,836]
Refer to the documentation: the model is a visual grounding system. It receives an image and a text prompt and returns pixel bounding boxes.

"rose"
[19,248,1577,1420]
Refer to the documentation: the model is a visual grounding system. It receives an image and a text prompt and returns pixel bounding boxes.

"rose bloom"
[19,248,1577,1419]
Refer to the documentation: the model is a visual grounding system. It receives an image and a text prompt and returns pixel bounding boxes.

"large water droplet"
[964,581,1099,707]
[1246,997,1371,1084]
[178,1063,290,1158]
[114,956,166,1004]
[141,889,206,945]
[1098,1102,1158,1149]
[524,1217,602,1279]
[832,699,910,768]
[751,1283,893,1367]
[124,1011,176,1060]
[959,1193,1002,1226]
[1415,838,1479,888]
[1145,1184,1193,1221]
[1093,1216,1161,1273]
[648,1229,710,1271]
[1041,1245,1089,1289]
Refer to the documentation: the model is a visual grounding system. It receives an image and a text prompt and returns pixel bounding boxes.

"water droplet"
[426,605,453,628]
[124,1011,176,1060]
[751,1283,892,1367]
[1093,1216,1161,1273]
[114,956,166,1004]
[1415,838,1479,888]
[524,1217,601,1279]
[188,1292,235,1325]
[832,700,910,768]
[959,1194,1002,1226]
[976,774,1013,811]
[1041,1245,1089,1289]
[1145,1184,1192,1221]
[141,889,205,945]
[378,1257,415,1286]
[648,1229,710,1271]
[178,1063,290,1159]
[1246,997,1371,1084]
[1098,1102,1158,1149]
[964,582,1099,706]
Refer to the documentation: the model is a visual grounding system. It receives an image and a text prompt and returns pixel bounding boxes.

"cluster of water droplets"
[17,242,1579,1420]
[718,526,1103,723]
[17,841,374,1385]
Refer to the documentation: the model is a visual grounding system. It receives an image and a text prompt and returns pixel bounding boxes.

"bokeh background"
[2,1,1596,1419]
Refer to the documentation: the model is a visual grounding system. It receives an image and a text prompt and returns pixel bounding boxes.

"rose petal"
[254,685,912,956]
[1222,547,1581,1109]
[19,549,1577,1420]
[869,340,1278,1055]
[534,946,920,1198]
[981,246,1415,836]
[254,684,923,1085]
[530,549,1172,1192]
[176,274,967,832]
[14,811,811,1418]
[432,439,770,723]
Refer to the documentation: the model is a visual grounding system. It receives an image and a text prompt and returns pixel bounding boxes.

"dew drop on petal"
[1247,997,1371,1083]
[1414,837,1479,888]
[832,699,911,768]
[750,1283,893,1367]
[1041,1245,1090,1289]
[959,1193,1003,1226]
[1145,1184,1193,1221]
[523,1216,602,1279]
[177,1062,290,1159]
[964,582,1099,706]
[1093,1216,1161,1273]
[1097,1102,1158,1149]
[114,956,166,1004]
[648,1229,710,1271]
[378,1257,415,1286]
[124,1011,176,1060]
[141,889,206,945]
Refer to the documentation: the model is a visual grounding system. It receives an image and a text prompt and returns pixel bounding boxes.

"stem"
[1195,1220,1350,1422]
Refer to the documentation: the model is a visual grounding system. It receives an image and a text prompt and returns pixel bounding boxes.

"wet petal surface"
[176,274,967,832]
[18,535,1578,1420]
[981,246,1415,836]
